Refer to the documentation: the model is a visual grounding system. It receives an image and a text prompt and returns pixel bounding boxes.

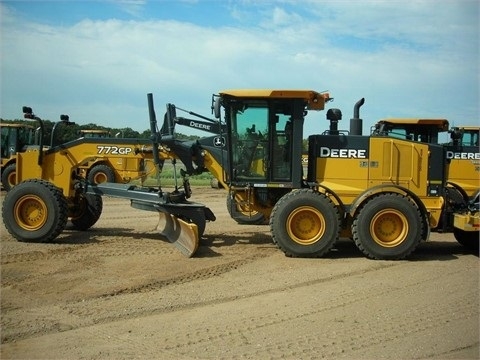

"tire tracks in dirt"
[2,259,399,344]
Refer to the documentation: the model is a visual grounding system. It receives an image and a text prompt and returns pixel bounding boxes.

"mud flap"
[157,212,199,257]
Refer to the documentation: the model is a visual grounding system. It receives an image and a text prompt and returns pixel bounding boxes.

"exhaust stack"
[350,98,365,136]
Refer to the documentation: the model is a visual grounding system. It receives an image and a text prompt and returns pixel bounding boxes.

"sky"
[1,0,478,139]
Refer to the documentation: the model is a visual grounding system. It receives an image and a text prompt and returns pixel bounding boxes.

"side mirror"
[213,97,221,119]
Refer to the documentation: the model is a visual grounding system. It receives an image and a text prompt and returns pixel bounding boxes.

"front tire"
[2,179,68,242]
[226,194,265,225]
[70,193,103,230]
[270,189,340,257]
[1,163,17,191]
[352,193,423,260]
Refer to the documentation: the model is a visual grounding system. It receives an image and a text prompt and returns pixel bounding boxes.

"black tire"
[87,164,115,184]
[1,163,17,191]
[226,194,265,225]
[453,229,479,251]
[70,193,103,230]
[352,193,423,260]
[270,189,340,257]
[2,179,68,242]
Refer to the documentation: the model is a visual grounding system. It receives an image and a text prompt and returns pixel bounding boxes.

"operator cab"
[217,90,330,188]
[0,123,36,159]
[372,118,449,144]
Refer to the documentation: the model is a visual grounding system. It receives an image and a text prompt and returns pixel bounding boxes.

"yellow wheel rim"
[93,172,108,184]
[7,171,16,187]
[14,195,48,230]
[286,206,325,245]
[235,201,259,217]
[370,209,408,247]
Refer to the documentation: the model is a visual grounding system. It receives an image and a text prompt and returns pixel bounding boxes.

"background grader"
[0,122,36,191]
[2,90,479,258]
[372,118,479,199]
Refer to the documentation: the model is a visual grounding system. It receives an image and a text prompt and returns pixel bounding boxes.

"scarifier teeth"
[157,213,199,257]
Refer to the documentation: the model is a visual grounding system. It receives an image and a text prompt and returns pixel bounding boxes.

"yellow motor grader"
[372,118,480,199]
[2,90,478,258]
[0,122,36,190]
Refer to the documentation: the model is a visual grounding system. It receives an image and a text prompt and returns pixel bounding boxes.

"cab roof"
[377,118,449,131]
[451,126,480,131]
[219,89,331,110]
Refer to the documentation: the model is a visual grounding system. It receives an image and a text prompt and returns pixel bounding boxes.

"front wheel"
[270,189,340,257]
[1,163,17,191]
[352,193,423,260]
[70,193,103,230]
[226,194,265,225]
[2,179,68,242]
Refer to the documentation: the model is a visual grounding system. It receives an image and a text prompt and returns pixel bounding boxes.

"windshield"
[228,100,294,183]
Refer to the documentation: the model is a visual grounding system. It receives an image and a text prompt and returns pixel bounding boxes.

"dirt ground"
[0,186,479,360]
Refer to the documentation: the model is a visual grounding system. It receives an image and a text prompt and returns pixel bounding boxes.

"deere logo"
[320,147,367,159]
[446,151,480,160]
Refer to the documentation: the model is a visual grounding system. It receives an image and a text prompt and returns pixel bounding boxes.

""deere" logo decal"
[320,147,367,158]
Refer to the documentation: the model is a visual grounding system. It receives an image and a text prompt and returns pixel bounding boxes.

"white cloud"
[0,1,478,137]
[108,0,147,18]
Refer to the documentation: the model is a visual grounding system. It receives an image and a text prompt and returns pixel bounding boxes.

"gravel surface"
[1,187,478,359]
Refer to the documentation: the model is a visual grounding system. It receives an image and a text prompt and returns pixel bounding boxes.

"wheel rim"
[7,171,16,187]
[235,201,259,217]
[13,195,48,230]
[286,206,325,245]
[93,172,108,184]
[370,209,408,247]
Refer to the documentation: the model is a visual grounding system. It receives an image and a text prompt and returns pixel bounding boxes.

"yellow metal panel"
[316,157,368,203]
[447,155,480,198]
[454,212,480,231]
[15,149,42,182]
[368,138,428,195]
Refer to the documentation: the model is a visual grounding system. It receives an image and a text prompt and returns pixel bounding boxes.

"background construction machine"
[74,128,157,185]
[2,91,479,259]
[372,118,480,199]
[63,124,154,184]
[0,122,36,190]
[78,129,111,138]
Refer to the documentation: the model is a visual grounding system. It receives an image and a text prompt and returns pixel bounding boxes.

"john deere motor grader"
[157,91,478,257]
[2,90,479,259]
[75,128,156,185]
[372,118,480,199]
[1,100,215,256]
[0,122,36,190]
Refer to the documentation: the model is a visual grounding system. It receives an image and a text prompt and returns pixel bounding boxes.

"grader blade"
[157,212,199,257]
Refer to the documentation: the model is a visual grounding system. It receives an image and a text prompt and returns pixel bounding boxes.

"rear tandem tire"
[453,229,479,251]
[352,193,423,260]
[87,164,115,184]
[2,179,68,242]
[270,189,340,257]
